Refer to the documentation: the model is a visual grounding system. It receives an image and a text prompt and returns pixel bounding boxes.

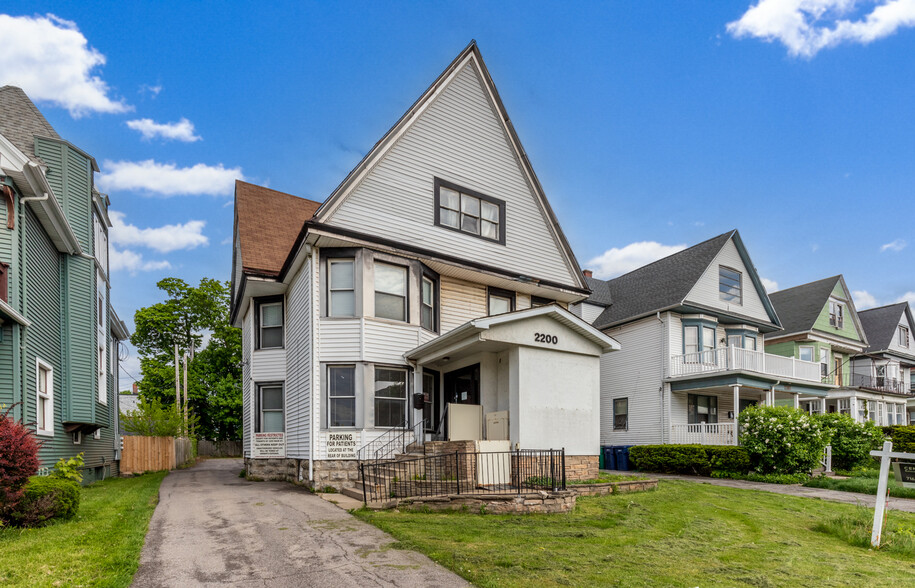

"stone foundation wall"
[398,490,577,514]
[570,479,658,496]
[244,457,363,491]
[565,455,599,482]
[245,458,300,482]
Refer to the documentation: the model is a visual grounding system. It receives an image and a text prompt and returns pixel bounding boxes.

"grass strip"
[804,472,915,499]
[354,479,915,587]
[0,471,166,587]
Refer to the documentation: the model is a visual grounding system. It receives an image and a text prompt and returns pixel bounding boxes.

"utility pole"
[183,350,189,431]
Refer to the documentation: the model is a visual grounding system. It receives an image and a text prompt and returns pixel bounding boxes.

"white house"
[230,42,619,490]
[573,230,835,448]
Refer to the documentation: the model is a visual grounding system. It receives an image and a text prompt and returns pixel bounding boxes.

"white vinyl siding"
[242,306,253,455]
[684,238,772,324]
[285,258,312,457]
[600,316,665,446]
[440,276,487,333]
[889,314,915,354]
[324,62,579,287]
[251,348,286,381]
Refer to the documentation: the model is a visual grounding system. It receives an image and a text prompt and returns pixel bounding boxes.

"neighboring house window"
[858,400,866,422]
[421,275,436,332]
[820,349,829,379]
[799,345,814,363]
[488,287,514,316]
[613,398,628,431]
[744,336,757,351]
[688,394,718,424]
[98,294,103,327]
[36,360,53,436]
[328,365,356,427]
[374,367,408,428]
[0,262,8,302]
[900,326,910,347]
[257,384,284,432]
[719,266,742,304]
[374,263,407,322]
[838,398,851,416]
[829,300,844,328]
[93,429,101,440]
[258,300,284,349]
[434,178,505,244]
[72,430,82,445]
[328,259,356,317]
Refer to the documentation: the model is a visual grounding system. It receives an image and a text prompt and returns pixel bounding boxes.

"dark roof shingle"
[591,231,734,328]
[0,86,60,159]
[235,180,321,277]
[768,276,841,335]
[859,302,910,353]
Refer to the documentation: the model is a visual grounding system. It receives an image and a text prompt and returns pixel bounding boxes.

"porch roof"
[669,373,831,397]
[405,305,621,364]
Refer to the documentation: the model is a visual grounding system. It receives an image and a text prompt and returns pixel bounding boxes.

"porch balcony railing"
[851,374,914,396]
[669,347,822,383]
[670,423,737,446]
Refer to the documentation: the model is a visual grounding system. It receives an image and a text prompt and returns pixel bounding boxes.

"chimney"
[132,382,139,395]
[582,269,593,278]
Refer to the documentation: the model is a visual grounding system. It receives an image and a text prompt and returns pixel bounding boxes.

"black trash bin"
[614,445,634,471]
[603,446,616,471]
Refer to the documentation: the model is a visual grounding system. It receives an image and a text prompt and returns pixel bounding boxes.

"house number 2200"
[534,333,558,344]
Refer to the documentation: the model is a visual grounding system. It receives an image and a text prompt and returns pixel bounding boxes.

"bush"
[817,414,884,471]
[882,425,915,453]
[10,476,80,527]
[52,453,84,484]
[629,444,749,476]
[0,405,42,525]
[738,406,828,475]
[121,396,198,437]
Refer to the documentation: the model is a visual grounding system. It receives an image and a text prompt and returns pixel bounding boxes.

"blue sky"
[2,2,914,385]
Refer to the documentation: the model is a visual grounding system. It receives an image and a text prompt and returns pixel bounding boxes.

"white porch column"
[851,397,858,422]
[733,385,740,421]
[820,398,827,415]
[793,393,799,409]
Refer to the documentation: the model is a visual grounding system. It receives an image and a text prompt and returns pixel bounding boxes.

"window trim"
[798,345,815,363]
[613,397,628,431]
[420,273,438,333]
[373,261,409,323]
[255,296,285,349]
[718,266,743,305]
[434,177,506,245]
[900,325,910,347]
[373,365,410,429]
[327,257,357,318]
[36,358,54,437]
[98,343,107,405]
[829,299,844,329]
[487,287,515,316]
[683,318,718,355]
[255,382,285,433]
[687,393,718,425]
[327,364,357,429]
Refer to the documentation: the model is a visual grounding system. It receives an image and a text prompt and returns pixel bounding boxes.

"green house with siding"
[0,86,129,481]
[764,275,907,423]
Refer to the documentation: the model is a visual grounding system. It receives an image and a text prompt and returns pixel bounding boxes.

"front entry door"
[422,370,440,433]
[444,364,480,405]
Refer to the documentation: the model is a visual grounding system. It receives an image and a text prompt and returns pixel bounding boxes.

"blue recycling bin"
[614,445,634,471]
[603,446,616,471]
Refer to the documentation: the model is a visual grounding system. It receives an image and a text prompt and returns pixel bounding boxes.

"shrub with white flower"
[738,405,828,475]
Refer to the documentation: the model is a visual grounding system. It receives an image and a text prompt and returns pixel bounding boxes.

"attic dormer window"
[434,178,505,244]
[829,300,844,329]
[900,326,910,347]
[719,266,742,304]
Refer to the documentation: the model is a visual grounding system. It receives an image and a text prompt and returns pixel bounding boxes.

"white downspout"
[309,246,317,484]
[658,312,666,443]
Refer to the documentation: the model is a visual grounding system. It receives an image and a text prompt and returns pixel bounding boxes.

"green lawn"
[355,480,915,587]
[805,470,915,499]
[0,472,166,587]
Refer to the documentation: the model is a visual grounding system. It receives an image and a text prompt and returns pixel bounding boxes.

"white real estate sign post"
[869,441,915,548]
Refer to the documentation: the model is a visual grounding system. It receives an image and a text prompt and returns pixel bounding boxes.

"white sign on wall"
[326,433,357,459]
[252,432,286,458]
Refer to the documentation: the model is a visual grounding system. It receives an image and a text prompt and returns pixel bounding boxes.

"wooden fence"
[198,439,243,457]
[121,436,195,474]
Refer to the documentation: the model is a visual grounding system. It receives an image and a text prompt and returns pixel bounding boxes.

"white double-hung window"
[258,301,284,349]
[374,263,407,322]
[36,360,53,436]
[328,259,355,317]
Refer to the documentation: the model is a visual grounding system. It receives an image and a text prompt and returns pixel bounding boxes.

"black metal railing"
[851,373,913,395]
[359,448,565,503]
[355,418,426,462]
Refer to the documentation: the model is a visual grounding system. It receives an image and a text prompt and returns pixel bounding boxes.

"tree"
[131,278,242,441]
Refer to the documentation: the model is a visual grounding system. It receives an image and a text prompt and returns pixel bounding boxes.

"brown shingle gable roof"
[235,180,321,277]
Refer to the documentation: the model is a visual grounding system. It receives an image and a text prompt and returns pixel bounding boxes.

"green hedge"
[629,444,749,476]
[882,425,915,453]
[11,476,80,527]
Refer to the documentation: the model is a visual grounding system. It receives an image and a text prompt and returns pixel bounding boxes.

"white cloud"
[761,277,779,292]
[728,0,915,58]
[126,118,201,142]
[109,210,208,253]
[139,84,162,98]
[586,241,688,279]
[109,246,171,275]
[99,160,242,196]
[853,290,878,309]
[896,291,915,306]
[0,13,130,116]
[880,238,907,252]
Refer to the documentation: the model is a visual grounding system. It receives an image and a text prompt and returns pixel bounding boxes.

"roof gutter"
[21,160,83,255]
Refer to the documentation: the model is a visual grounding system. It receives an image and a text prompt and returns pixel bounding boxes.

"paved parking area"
[132,458,467,587]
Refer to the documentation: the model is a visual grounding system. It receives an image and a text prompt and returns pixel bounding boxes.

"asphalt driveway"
[132,458,467,587]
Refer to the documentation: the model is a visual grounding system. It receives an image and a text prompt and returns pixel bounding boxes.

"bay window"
[257,300,284,349]
[328,365,356,427]
[329,259,355,317]
[421,275,436,331]
[374,367,408,428]
[374,263,407,321]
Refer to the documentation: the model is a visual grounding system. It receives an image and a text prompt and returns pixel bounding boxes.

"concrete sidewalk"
[603,470,915,513]
[132,458,467,587]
